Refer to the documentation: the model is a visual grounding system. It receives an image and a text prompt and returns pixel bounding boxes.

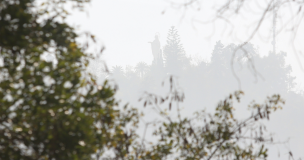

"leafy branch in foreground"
[136,76,287,160]
[0,0,296,159]
[0,0,140,159]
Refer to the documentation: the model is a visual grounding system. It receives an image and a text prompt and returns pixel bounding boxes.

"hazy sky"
[64,1,304,158]
[66,0,304,91]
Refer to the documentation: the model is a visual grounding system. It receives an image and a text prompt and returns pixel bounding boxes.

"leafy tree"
[0,1,298,160]
[163,26,189,75]
[135,76,286,160]
[111,65,125,80]
[135,62,149,78]
[209,41,228,79]
[211,41,225,63]
[0,0,139,159]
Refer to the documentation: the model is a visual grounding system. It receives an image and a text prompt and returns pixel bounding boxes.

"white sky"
[67,0,304,91]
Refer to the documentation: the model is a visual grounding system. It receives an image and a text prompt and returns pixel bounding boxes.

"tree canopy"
[0,0,139,159]
[1,0,302,160]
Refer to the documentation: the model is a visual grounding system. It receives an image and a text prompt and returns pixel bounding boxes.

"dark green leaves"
[0,0,139,159]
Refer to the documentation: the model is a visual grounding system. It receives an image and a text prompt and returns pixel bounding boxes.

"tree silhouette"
[2,1,303,159]
[163,26,187,75]
[111,65,124,77]
[102,37,303,159]
[135,61,149,78]
[125,65,137,80]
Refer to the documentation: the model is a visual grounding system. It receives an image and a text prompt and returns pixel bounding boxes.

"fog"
[67,1,304,159]
[88,29,304,159]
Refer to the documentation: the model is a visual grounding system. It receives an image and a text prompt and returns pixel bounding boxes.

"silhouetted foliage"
[135,62,149,78]
[106,27,303,159]
[1,0,302,159]
[163,26,189,75]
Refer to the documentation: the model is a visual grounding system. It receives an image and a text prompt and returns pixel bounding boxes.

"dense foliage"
[0,0,139,159]
[0,0,301,160]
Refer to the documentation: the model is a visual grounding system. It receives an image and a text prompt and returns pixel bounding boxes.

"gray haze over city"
[66,0,304,159]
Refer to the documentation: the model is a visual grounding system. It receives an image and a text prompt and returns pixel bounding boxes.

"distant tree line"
[1,0,303,159]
